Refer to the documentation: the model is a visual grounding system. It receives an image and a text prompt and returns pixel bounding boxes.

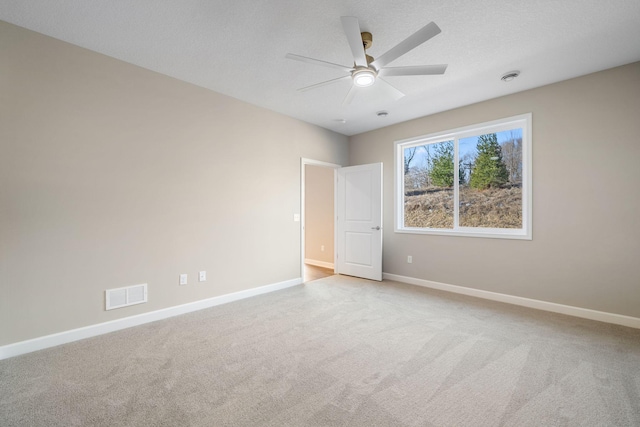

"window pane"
[404,141,454,228]
[459,130,523,228]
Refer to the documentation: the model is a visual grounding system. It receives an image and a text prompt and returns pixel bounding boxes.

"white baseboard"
[383,273,640,329]
[304,259,334,269]
[0,277,303,360]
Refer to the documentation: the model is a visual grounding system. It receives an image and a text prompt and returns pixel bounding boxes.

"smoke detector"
[501,71,520,82]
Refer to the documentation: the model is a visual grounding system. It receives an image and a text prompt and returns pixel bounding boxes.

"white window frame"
[394,113,532,240]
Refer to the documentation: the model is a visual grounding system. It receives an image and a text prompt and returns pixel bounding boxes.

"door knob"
[371,226,381,230]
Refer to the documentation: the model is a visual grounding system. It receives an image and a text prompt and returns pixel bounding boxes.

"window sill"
[395,227,532,240]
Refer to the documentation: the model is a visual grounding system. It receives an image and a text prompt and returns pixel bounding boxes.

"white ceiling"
[2,0,639,136]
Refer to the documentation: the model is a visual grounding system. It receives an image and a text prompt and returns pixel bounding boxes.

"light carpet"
[1,275,639,426]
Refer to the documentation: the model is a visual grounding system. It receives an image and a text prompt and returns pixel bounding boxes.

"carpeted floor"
[1,275,639,426]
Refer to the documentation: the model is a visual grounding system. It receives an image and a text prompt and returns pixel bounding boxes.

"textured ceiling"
[1,0,640,136]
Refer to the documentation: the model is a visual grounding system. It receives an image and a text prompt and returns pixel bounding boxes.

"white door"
[336,163,383,281]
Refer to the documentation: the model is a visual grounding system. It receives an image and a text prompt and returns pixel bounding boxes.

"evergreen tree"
[429,142,454,187]
[469,133,509,190]
[458,160,466,185]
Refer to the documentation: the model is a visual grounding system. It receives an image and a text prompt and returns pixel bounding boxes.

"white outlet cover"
[199,271,206,282]
[293,214,300,222]
[179,274,188,285]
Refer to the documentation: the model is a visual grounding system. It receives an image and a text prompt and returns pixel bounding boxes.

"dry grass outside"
[404,185,522,229]
[405,188,454,228]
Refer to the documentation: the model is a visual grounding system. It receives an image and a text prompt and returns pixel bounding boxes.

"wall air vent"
[105,283,147,310]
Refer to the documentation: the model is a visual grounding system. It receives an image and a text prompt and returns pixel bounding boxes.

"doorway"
[301,159,340,282]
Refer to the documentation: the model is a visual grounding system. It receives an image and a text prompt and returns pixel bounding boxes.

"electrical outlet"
[407,256,413,264]
[199,271,206,282]
[179,274,188,285]
[293,214,300,222]
[321,245,325,252]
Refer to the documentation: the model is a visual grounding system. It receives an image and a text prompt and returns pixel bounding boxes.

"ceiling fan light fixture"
[352,68,377,87]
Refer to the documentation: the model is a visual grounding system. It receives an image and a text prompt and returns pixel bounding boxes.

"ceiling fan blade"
[298,75,351,92]
[285,53,353,72]
[371,22,441,70]
[341,16,368,68]
[342,85,358,105]
[377,77,405,100]
[379,64,447,77]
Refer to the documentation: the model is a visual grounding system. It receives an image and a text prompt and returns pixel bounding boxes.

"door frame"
[300,158,341,279]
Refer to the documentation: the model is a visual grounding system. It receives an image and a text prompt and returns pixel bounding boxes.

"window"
[395,114,531,239]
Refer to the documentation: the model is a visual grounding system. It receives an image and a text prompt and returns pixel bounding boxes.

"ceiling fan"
[286,16,447,105]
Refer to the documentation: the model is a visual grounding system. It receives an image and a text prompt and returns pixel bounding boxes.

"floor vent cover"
[105,283,147,310]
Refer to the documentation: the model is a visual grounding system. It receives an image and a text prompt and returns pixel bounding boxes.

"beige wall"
[350,62,640,318]
[304,165,334,265]
[0,21,348,346]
